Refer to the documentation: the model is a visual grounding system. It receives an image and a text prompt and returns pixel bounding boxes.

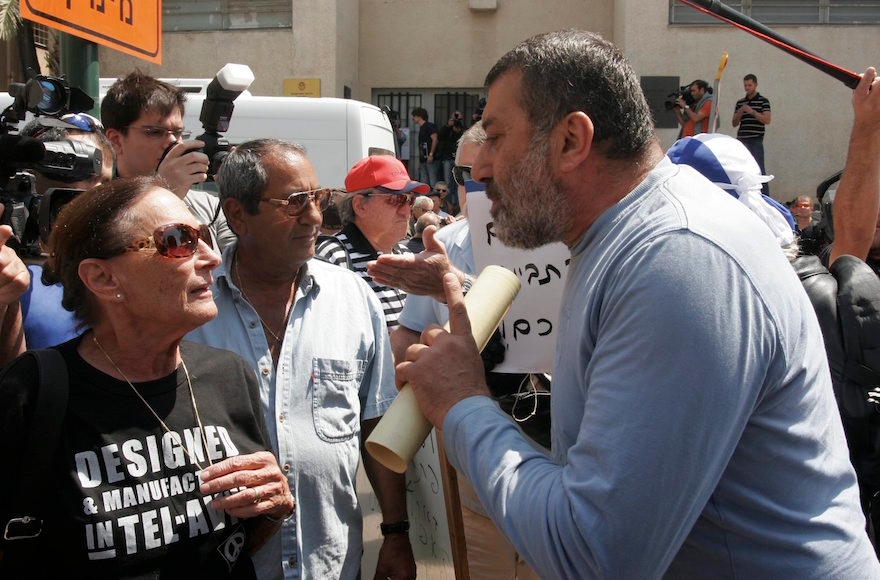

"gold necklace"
[92,334,214,471]
[234,252,297,345]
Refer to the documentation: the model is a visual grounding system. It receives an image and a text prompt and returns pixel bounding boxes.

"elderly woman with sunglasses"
[0,176,293,577]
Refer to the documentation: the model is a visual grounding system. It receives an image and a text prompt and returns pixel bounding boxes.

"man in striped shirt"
[316,155,429,329]
[732,73,772,194]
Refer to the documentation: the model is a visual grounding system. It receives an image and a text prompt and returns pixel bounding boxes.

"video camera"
[665,85,696,110]
[195,63,254,180]
[0,70,102,257]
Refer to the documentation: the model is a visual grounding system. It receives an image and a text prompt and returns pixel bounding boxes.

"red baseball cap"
[345,155,430,194]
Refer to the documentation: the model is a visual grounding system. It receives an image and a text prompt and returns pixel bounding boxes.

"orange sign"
[21,0,162,64]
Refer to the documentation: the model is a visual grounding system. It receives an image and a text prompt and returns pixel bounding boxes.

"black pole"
[678,0,861,89]
[15,20,41,79]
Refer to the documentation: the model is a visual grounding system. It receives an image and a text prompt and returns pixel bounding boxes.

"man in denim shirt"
[187,139,414,580]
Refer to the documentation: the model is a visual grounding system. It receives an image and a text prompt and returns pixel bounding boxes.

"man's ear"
[551,111,594,175]
[104,128,125,157]
[78,258,122,303]
[352,194,370,218]
[222,197,246,237]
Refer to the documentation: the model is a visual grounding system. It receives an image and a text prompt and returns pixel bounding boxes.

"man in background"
[675,79,712,137]
[101,70,235,249]
[316,155,428,330]
[411,107,439,187]
[187,139,415,579]
[733,73,772,194]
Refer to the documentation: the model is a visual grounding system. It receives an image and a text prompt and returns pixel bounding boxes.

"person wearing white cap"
[315,154,429,330]
[666,132,796,256]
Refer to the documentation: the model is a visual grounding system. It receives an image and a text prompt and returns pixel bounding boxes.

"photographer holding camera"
[674,79,713,138]
[0,115,116,365]
[101,71,235,250]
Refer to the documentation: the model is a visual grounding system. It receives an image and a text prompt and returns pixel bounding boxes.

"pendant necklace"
[92,334,213,471]
[234,252,297,346]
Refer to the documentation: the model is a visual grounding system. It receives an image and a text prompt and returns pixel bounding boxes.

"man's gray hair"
[215,139,308,214]
[484,29,655,159]
[336,193,357,226]
[413,195,433,211]
[415,211,442,236]
[455,121,486,165]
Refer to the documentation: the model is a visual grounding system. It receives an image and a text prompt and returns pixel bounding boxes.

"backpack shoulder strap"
[3,349,69,543]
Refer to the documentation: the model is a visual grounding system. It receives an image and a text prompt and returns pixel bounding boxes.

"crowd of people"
[1,27,880,580]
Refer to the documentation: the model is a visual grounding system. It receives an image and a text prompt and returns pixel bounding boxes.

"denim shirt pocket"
[312,358,364,442]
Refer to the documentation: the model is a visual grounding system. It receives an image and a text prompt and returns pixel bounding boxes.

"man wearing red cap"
[316,155,429,329]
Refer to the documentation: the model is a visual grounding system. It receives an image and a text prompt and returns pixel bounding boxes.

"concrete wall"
[616,0,880,200]
[94,0,880,201]
[99,0,355,97]
[357,0,613,94]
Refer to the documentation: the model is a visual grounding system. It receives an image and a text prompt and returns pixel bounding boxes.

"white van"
[2,80,397,189]
[178,92,397,188]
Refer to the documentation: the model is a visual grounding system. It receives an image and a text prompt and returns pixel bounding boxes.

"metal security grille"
[670,0,880,24]
[163,0,293,32]
[32,23,51,49]
[434,92,483,128]
[376,92,423,131]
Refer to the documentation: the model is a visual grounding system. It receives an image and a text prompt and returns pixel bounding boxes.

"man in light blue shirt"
[187,139,414,580]
[395,30,879,578]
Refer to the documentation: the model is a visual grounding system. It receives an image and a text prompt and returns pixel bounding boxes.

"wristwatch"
[380,520,410,536]
[461,274,474,295]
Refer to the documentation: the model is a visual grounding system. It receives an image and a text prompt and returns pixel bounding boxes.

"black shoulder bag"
[0,349,69,563]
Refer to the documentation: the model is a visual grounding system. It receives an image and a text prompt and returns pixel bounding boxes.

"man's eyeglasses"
[362,191,415,207]
[261,188,333,216]
[125,223,213,258]
[61,113,103,133]
[127,125,190,141]
[453,165,472,186]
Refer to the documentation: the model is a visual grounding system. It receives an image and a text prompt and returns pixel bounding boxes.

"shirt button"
[279,413,285,423]
[287,555,297,567]
[249,321,257,329]
[283,463,290,472]
[261,367,270,376]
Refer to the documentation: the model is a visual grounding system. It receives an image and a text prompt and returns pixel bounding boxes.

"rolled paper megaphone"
[366,265,522,473]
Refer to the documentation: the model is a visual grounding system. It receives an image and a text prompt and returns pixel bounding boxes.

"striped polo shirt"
[315,222,409,329]
[734,92,771,140]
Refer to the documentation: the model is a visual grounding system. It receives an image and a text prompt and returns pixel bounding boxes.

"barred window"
[163,0,292,32]
[32,23,51,48]
[670,0,880,25]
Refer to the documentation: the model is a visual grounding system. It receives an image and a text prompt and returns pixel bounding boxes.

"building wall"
[616,0,880,201]
[94,0,880,201]
[99,0,358,97]
[356,0,613,95]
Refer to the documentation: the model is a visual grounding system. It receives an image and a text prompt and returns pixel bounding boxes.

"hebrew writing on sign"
[22,0,162,64]
[360,430,456,579]
[467,188,570,374]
